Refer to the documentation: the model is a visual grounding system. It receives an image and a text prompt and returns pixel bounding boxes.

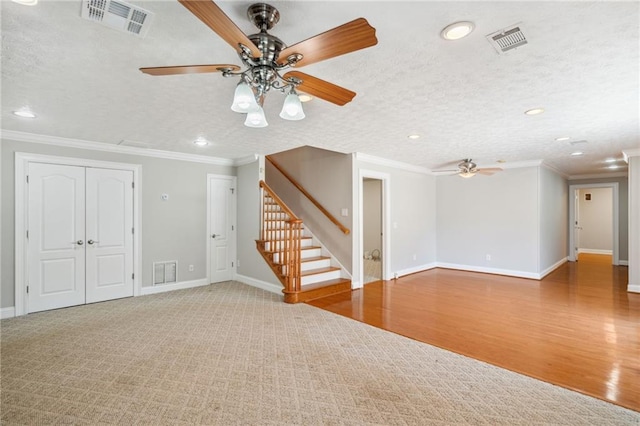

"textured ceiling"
[2,1,639,176]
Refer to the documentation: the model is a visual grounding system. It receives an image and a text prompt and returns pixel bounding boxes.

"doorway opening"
[358,169,391,288]
[568,183,619,265]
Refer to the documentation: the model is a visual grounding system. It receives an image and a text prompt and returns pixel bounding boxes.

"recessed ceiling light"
[555,136,570,141]
[11,0,38,5]
[524,108,545,115]
[441,21,475,40]
[298,94,312,103]
[12,109,36,118]
[570,151,583,157]
[608,164,619,169]
[604,158,616,163]
[193,137,209,147]
[408,134,420,140]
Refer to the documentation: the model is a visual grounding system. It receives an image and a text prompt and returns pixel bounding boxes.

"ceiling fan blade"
[283,71,355,106]
[277,18,377,68]
[477,168,503,175]
[431,169,460,173]
[178,0,261,58]
[140,64,240,76]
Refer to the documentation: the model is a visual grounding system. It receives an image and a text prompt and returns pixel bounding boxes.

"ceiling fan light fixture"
[459,171,476,178]
[298,94,313,103]
[231,81,258,113]
[279,92,305,121]
[441,21,475,40]
[244,105,268,128]
[193,137,209,146]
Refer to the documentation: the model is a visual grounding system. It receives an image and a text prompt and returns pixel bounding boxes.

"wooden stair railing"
[257,180,303,301]
[266,155,350,235]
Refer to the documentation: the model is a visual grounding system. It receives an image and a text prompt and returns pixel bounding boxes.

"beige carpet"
[1,282,638,425]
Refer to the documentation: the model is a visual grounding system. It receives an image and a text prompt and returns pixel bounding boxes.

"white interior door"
[85,168,134,303]
[28,163,86,313]
[574,190,581,260]
[209,176,235,283]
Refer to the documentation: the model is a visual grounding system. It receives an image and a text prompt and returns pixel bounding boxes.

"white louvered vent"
[486,24,528,54]
[81,0,154,38]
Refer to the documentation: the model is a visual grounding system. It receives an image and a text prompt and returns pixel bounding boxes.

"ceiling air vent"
[486,24,528,54]
[81,0,154,38]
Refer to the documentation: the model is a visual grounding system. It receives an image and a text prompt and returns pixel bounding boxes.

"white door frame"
[15,152,142,316]
[355,169,391,289]
[206,174,237,283]
[568,182,619,265]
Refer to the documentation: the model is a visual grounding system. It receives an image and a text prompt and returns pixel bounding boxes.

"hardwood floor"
[307,254,640,412]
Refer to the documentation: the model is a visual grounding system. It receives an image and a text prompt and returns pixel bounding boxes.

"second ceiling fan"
[140,1,378,127]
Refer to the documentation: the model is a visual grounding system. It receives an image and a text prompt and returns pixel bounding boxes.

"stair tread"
[301,266,341,277]
[301,256,330,263]
[257,237,311,242]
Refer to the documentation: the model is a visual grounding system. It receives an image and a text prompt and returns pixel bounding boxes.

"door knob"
[88,240,99,245]
[211,234,218,239]
[72,240,84,245]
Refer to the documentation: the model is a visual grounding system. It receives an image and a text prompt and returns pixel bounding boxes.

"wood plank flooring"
[307,254,640,411]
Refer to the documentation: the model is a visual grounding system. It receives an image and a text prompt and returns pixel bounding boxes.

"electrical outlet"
[486,254,491,261]
[412,254,417,261]
[188,264,194,272]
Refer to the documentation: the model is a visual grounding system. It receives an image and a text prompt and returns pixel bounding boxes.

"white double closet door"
[27,163,134,313]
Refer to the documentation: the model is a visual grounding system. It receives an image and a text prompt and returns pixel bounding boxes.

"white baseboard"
[436,262,540,280]
[234,274,282,295]
[1,307,16,319]
[578,248,613,255]
[628,284,640,293]
[395,263,437,278]
[539,257,568,279]
[140,278,209,296]
[619,260,629,266]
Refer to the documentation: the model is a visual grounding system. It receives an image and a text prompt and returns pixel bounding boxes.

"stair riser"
[264,239,312,251]
[301,259,331,271]
[301,270,341,286]
[273,248,321,263]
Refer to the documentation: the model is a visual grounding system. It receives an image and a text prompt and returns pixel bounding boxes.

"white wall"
[363,179,382,256]
[353,157,437,285]
[235,158,280,289]
[1,139,234,308]
[627,154,640,292]
[436,167,539,277]
[539,166,568,274]
[577,187,613,252]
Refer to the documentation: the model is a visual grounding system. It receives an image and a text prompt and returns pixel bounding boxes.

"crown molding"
[1,130,235,166]
[540,161,569,178]
[622,148,640,163]
[498,159,544,169]
[353,152,431,175]
[568,172,628,180]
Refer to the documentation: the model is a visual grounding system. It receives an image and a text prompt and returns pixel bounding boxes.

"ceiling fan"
[139,1,378,127]
[433,159,503,178]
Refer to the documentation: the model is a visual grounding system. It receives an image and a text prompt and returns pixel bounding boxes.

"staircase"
[256,181,351,303]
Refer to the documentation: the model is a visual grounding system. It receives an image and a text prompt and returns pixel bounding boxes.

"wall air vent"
[81,0,154,38]
[486,24,528,54]
[153,261,177,286]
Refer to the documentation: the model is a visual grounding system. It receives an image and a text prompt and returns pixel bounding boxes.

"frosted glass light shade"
[244,106,268,128]
[279,93,305,121]
[459,171,476,178]
[231,82,257,113]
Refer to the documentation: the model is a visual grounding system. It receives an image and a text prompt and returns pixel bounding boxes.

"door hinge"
[232,261,234,267]
[26,175,29,183]
[132,182,135,189]
[132,273,135,279]
[230,188,235,194]
[26,230,29,239]
[26,285,29,294]
[132,228,134,234]
[231,225,234,231]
